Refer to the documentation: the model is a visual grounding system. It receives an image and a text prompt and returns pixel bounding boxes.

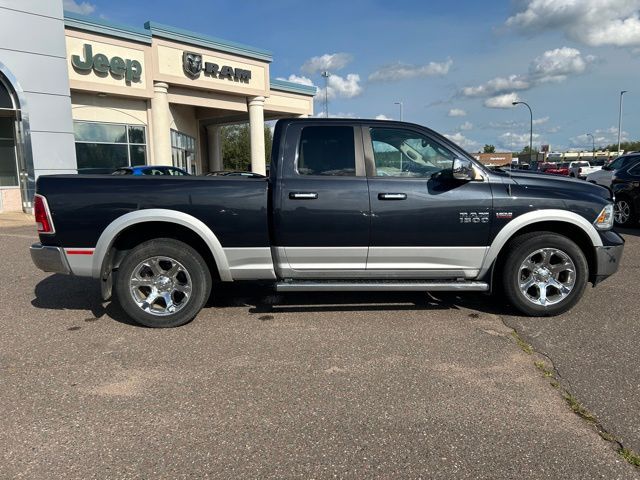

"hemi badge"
[496,212,513,219]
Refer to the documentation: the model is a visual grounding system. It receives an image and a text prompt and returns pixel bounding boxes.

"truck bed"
[36,175,270,249]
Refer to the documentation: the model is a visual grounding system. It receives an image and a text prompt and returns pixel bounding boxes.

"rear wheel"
[502,232,588,316]
[115,238,211,327]
[614,197,636,226]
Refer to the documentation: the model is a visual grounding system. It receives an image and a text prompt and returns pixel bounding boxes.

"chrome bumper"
[30,243,70,274]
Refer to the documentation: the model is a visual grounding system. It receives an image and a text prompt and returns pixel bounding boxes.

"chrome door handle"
[289,192,318,200]
[378,193,407,200]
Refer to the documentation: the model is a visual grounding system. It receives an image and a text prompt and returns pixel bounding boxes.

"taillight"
[579,167,583,174]
[34,194,55,234]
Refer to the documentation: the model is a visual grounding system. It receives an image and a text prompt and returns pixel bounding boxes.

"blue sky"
[65,0,640,153]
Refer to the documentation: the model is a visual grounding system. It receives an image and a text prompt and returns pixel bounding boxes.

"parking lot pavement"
[1,216,637,479]
[500,227,640,457]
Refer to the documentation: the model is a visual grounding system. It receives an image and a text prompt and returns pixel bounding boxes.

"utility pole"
[617,90,628,155]
[394,101,403,121]
[321,71,330,117]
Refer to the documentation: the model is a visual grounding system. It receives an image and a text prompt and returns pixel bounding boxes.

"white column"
[150,82,172,165]
[206,124,223,172]
[247,96,266,175]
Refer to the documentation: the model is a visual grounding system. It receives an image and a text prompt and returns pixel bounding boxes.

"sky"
[64,0,640,153]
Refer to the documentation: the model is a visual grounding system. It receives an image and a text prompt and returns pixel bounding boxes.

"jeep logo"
[71,43,142,84]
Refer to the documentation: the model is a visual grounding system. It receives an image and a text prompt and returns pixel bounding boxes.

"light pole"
[394,101,403,121]
[512,101,533,164]
[321,71,330,117]
[586,133,595,160]
[617,90,628,155]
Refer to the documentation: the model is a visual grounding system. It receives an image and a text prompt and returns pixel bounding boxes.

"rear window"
[297,126,356,176]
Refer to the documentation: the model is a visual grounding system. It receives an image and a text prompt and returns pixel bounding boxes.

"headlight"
[594,204,614,230]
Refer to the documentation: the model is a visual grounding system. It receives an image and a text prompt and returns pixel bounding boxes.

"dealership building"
[0,1,315,212]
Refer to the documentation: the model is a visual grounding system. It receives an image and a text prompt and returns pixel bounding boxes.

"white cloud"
[533,116,550,125]
[317,73,363,100]
[63,0,96,14]
[448,108,467,117]
[301,53,353,75]
[570,126,628,146]
[500,131,542,149]
[277,74,316,87]
[506,0,640,48]
[315,111,357,118]
[375,114,392,120]
[529,47,595,83]
[368,59,452,82]
[484,92,521,108]
[444,132,479,150]
[459,121,473,131]
[461,75,530,97]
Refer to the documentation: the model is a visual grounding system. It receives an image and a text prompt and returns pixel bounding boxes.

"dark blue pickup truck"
[30,118,624,327]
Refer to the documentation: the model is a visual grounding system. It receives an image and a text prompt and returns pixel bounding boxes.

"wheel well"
[490,221,597,288]
[106,222,220,281]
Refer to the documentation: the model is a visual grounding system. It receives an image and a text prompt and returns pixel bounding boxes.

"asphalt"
[1,212,638,479]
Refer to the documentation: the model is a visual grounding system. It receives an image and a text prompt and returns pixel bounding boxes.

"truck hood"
[505,170,612,201]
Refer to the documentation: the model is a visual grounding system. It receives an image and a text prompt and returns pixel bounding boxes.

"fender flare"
[91,209,232,281]
[478,209,603,278]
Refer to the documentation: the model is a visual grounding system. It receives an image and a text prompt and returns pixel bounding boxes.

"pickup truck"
[30,118,624,328]
[568,161,600,179]
[545,162,570,176]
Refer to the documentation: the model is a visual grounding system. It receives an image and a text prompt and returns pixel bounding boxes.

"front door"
[364,125,493,278]
[272,123,370,276]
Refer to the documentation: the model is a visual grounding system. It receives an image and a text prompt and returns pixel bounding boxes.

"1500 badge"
[459,212,490,224]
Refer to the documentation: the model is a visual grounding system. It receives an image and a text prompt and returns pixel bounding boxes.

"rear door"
[363,124,493,278]
[272,122,370,277]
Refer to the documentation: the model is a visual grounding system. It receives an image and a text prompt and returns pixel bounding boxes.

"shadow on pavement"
[32,275,521,327]
[616,226,640,238]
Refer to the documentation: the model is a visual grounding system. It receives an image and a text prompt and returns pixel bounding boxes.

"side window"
[607,156,625,170]
[370,128,455,177]
[628,161,640,176]
[298,126,356,176]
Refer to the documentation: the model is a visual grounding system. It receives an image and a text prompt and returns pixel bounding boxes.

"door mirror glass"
[452,158,475,181]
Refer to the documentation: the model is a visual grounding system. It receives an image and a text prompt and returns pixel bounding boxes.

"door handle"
[378,192,407,200]
[289,192,318,200]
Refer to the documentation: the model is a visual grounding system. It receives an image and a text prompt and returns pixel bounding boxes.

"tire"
[115,238,212,327]
[502,232,588,317]
[614,197,636,227]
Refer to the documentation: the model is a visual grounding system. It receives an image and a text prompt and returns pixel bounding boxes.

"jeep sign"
[71,43,142,84]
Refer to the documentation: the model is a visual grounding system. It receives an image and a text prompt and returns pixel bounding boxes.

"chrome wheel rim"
[518,248,576,306]
[614,200,631,224]
[129,256,192,316]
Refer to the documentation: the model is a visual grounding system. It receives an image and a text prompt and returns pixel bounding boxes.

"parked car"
[611,157,640,226]
[586,154,640,188]
[30,118,623,327]
[545,162,570,176]
[569,161,600,179]
[113,166,190,176]
[206,170,265,178]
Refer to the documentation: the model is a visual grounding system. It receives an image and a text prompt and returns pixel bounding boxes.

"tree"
[483,144,495,153]
[221,123,273,171]
[603,140,640,153]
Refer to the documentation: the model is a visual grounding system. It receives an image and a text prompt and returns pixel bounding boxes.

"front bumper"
[593,241,624,286]
[30,243,70,274]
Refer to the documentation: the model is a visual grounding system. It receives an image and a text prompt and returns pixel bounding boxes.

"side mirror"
[452,158,475,181]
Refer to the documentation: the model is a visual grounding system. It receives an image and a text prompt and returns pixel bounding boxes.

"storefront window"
[0,116,18,187]
[74,121,147,173]
[171,129,197,174]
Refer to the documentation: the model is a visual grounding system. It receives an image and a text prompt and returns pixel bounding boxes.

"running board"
[275,280,489,292]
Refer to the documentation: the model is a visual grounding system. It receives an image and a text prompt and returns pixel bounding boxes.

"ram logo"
[459,212,490,224]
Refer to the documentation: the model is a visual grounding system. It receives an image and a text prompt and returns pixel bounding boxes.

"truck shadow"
[31,275,519,327]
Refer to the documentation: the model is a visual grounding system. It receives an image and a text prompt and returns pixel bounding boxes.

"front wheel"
[614,198,636,226]
[502,232,588,316]
[115,238,212,327]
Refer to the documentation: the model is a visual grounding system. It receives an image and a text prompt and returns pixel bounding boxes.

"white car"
[568,161,600,179]
[586,155,638,187]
